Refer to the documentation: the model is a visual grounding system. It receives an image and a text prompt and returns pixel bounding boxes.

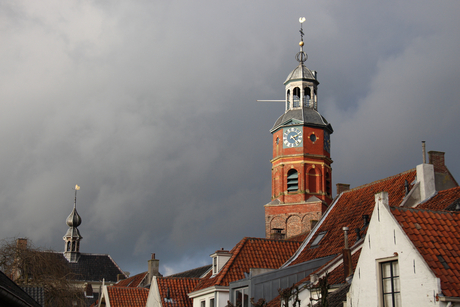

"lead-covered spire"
[63,185,83,262]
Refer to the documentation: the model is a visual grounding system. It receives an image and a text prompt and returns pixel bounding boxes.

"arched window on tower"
[325,171,331,196]
[293,87,300,108]
[286,90,290,109]
[309,168,318,193]
[287,169,299,192]
[72,241,75,252]
[304,87,311,107]
[67,241,71,252]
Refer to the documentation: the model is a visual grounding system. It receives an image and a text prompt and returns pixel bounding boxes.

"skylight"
[310,231,327,247]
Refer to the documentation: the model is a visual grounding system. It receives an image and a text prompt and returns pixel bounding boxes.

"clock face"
[324,131,331,153]
[283,127,303,148]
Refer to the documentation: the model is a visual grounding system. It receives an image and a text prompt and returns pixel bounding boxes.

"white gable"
[347,192,442,306]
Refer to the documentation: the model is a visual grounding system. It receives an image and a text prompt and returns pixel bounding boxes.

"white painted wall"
[347,192,443,307]
[145,276,162,307]
[190,288,228,307]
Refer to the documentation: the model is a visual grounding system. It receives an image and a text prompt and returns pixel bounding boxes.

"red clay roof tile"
[391,206,460,296]
[115,272,147,288]
[157,277,201,307]
[288,169,416,266]
[106,287,149,307]
[192,237,301,291]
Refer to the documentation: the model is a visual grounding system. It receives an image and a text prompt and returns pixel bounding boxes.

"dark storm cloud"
[1,0,459,275]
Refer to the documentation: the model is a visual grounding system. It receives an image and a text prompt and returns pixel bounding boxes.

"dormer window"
[210,249,232,276]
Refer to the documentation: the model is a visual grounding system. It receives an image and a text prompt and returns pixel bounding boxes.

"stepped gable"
[193,237,302,291]
[391,207,460,297]
[166,265,212,278]
[287,169,416,266]
[105,287,148,307]
[418,186,460,211]
[157,277,201,307]
[116,272,147,288]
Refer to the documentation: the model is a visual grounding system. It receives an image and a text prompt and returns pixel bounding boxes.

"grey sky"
[1,0,459,276]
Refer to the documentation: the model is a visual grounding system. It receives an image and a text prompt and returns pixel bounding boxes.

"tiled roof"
[0,270,42,307]
[47,252,125,282]
[288,169,416,266]
[418,186,460,211]
[116,272,147,287]
[166,265,212,278]
[157,277,201,307]
[391,207,460,297]
[193,237,302,291]
[21,286,45,307]
[325,249,361,286]
[105,287,149,307]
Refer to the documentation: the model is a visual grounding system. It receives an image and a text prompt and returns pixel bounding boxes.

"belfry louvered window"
[287,169,299,191]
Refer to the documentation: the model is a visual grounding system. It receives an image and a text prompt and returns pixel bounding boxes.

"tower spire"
[63,184,82,262]
[296,17,308,64]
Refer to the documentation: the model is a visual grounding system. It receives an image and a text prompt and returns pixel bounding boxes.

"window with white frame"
[200,300,205,307]
[210,298,214,307]
[380,260,401,307]
[235,288,249,307]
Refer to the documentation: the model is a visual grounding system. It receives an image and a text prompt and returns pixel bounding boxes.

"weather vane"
[73,184,80,208]
[299,17,306,41]
[296,17,308,63]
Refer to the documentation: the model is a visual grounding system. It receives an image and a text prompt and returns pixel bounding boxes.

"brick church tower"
[265,19,333,239]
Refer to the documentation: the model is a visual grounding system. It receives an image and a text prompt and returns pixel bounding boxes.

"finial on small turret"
[73,184,80,208]
[296,17,308,63]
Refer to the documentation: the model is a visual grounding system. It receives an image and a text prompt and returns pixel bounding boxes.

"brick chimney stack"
[428,151,445,172]
[148,253,160,284]
[336,183,350,195]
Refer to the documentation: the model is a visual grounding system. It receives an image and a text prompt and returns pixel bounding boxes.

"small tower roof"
[284,62,317,85]
[271,108,333,133]
[66,207,82,227]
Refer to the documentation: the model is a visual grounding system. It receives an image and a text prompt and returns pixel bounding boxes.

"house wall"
[347,192,443,307]
[191,288,227,307]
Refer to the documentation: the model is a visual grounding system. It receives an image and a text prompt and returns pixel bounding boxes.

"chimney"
[16,238,27,250]
[148,253,160,283]
[428,151,445,172]
[336,183,350,195]
[342,227,353,280]
[117,274,126,282]
[416,163,436,201]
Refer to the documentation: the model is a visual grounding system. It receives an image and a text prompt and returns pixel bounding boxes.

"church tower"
[63,184,82,262]
[265,19,333,239]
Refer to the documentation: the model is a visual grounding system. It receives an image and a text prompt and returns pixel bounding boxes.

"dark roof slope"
[166,265,212,278]
[271,108,333,133]
[392,207,460,297]
[287,169,416,266]
[0,270,42,307]
[48,252,125,282]
[193,237,302,292]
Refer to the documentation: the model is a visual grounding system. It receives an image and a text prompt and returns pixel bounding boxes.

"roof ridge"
[214,237,248,285]
[391,206,460,215]
[343,168,415,193]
